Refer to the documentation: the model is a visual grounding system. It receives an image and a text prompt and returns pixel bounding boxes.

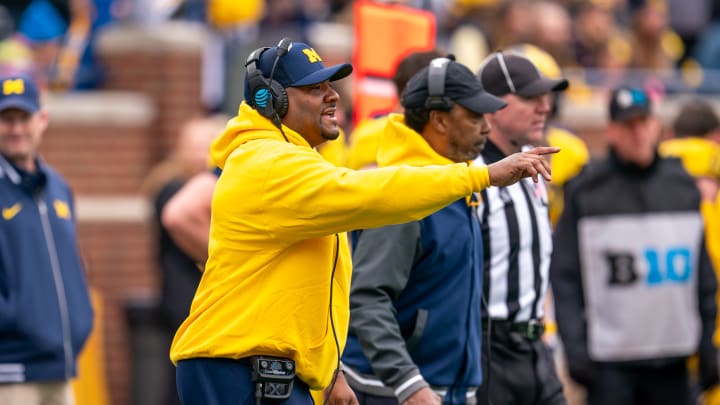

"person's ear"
[429,110,448,133]
[37,109,49,132]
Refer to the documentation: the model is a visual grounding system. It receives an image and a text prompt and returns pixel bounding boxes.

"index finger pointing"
[526,146,561,156]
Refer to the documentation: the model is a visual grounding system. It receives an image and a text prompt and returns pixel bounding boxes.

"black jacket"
[550,150,718,390]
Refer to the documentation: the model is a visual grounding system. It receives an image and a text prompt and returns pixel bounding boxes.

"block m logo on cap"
[302,48,323,63]
[3,79,25,96]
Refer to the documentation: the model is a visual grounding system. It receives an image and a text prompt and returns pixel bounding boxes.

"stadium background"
[2,0,719,404]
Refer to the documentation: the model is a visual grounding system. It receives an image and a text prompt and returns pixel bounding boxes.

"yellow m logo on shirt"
[302,48,323,64]
[3,79,25,95]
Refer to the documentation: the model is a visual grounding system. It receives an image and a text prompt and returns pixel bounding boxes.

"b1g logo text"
[605,247,692,286]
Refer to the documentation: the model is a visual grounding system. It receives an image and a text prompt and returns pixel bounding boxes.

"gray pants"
[0,381,74,405]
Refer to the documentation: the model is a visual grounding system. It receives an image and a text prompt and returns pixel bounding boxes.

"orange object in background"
[352,1,436,124]
[72,288,110,405]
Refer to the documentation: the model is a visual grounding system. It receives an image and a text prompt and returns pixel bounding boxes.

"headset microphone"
[275,38,292,57]
[269,38,292,86]
[267,38,292,129]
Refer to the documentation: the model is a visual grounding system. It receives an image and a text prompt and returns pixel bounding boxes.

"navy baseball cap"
[0,75,40,113]
[401,58,507,115]
[609,86,651,122]
[479,52,568,98]
[243,41,353,100]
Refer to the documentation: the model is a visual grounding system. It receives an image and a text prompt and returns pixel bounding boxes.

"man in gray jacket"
[341,57,507,405]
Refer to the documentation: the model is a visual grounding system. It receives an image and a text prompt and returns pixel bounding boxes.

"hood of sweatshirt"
[210,102,312,169]
[377,113,454,168]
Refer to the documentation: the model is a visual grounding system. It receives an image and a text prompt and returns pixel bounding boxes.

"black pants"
[477,322,566,405]
[586,361,692,405]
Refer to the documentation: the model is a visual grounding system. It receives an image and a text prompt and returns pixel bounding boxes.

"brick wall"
[79,221,155,405]
[96,22,208,160]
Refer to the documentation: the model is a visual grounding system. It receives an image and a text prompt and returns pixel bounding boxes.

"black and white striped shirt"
[475,141,553,322]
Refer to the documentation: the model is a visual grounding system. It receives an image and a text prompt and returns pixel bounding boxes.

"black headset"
[425,57,453,111]
[245,38,293,128]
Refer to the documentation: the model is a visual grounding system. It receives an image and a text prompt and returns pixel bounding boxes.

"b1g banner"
[578,212,703,361]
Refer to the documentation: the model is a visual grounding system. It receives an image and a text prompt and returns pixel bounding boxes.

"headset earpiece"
[425,57,453,111]
[245,38,294,126]
[246,47,272,115]
[269,80,288,118]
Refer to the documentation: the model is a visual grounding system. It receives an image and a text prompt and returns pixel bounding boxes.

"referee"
[474,51,568,405]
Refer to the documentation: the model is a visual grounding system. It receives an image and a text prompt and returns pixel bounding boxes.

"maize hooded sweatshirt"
[169,105,491,390]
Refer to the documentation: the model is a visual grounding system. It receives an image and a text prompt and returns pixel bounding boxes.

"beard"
[321,129,340,141]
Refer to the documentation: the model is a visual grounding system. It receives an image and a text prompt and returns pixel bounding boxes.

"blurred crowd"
[1,0,720,107]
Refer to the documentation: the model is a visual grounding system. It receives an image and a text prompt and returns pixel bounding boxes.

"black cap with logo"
[478,52,569,98]
[609,86,651,122]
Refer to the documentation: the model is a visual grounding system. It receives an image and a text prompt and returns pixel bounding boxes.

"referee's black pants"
[477,321,566,405]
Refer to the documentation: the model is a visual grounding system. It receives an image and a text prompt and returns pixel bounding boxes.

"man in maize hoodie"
[169,39,558,405]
